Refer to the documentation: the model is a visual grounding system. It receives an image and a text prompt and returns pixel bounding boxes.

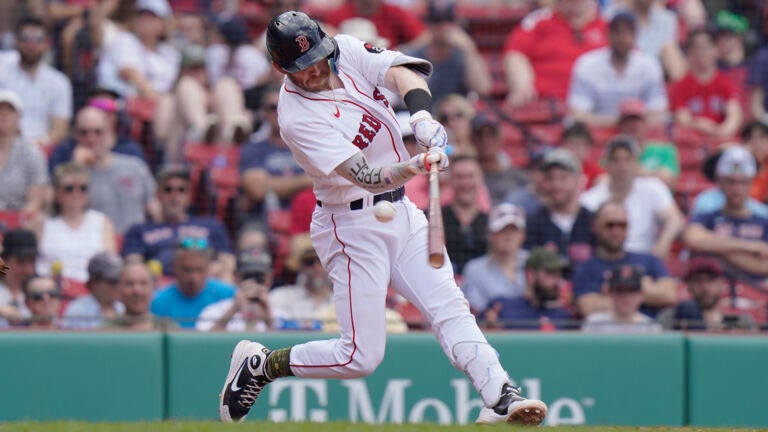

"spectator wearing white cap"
[683,145,768,282]
[461,204,529,315]
[0,17,72,148]
[96,0,180,100]
[0,89,48,223]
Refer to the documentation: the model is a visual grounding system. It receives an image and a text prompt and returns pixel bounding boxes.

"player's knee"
[345,342,385,377]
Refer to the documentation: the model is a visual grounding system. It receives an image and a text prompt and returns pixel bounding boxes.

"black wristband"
[404,88,432,115]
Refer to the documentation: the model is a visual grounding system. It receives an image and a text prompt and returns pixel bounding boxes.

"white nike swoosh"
[230,360,247,392]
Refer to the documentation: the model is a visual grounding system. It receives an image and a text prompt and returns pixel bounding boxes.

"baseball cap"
[237,247,273,276]
[525,247,568,271]
[156,165,191,185]
[604,135,641,159]
[684,257,723,280]
[606,264,644,293]
[425,0,457,23]
[528,144,555,169]
[541,148,582,174]
[488,203,525,232]
[715,145,756,178]
[136,0,172,18]
[87,252,124,282]
[618,98,646,120]
[0,90,22,112]
[610,11,637,31]
[1,229,37,258]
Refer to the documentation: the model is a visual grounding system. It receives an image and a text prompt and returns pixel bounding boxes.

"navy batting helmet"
[267,11,338,73]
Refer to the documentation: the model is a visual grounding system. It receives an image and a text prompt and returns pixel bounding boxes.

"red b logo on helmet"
[296,35,310,53]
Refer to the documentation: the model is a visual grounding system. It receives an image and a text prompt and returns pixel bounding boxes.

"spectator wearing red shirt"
[324,0,426,49]
[670,29,743,139]
[502,0,607,107]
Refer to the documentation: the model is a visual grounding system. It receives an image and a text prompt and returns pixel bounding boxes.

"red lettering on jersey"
[361,113,381,131]
[352,135,368,149]
[351,114,382,149]
[373,88,390,107]
[359,123,376,141]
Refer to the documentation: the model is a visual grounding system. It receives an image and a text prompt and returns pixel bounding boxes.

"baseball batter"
[219,11,547,425]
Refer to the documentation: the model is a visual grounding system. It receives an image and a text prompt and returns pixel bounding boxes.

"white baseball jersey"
[278,35,431,204]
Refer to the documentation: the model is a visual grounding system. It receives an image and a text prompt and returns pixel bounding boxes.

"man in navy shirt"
[484,247,574,330]
[571,200,676,317]
[523,148,595,268]
[122,166,235,281]
[683,145,768,284]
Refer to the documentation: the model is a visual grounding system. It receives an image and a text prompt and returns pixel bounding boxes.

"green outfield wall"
[0,332,765,427]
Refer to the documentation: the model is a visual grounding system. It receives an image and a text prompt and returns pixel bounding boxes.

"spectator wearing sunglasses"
[0,17,72,149]
[150,237,235,329]
[69,106,160,234]
[571,200,676,319]
[35,163,116,283]
[12,275,62,329]
[122,166,235,282]
[196,247,273,332]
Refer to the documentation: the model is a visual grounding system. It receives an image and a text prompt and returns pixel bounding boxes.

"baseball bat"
[428,161,445,268]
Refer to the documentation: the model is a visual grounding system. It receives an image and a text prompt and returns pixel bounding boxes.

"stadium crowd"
[0,0,767,332]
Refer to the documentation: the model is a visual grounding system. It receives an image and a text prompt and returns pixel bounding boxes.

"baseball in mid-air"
[373,201,396,222]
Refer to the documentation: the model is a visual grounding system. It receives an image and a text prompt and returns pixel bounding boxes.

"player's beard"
[288,71,332,93]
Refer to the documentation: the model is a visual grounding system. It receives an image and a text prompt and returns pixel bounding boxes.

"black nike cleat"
[475,383,547,425]
[219,340,272,422]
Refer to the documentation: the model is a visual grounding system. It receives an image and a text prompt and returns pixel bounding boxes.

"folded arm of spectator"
[503,51,537,107]
[577,292,612,317]
[683,223,768,257]
[640,275,677,307]
[266,173,314,201]
[652,204,685,259]
[715,99,744,139]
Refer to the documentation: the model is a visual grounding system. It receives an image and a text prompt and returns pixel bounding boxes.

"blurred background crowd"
[0,0,767,333]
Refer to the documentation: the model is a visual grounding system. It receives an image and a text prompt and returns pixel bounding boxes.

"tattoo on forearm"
[347,158,413,191]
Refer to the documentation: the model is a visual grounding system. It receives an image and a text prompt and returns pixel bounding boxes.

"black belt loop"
[317,186,405,211]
